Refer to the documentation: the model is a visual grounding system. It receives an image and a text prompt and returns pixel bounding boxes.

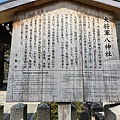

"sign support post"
[58,103,71,120]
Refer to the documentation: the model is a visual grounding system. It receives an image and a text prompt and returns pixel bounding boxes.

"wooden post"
[58,103,71,120]
[0,50,4,88]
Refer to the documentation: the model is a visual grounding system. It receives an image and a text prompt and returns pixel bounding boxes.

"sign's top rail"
[0,0,120,12]
[0,0,16,4]
[93,0,120,9]
[0,0,120,24]
[0,0,36,11]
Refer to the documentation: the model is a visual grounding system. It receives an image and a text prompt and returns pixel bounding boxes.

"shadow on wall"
[116,21,120,57]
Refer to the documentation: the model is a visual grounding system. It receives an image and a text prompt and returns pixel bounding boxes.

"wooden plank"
[7,1,120,102]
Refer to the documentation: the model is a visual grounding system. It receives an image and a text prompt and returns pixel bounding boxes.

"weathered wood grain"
[7,1,120,102]
[58,103,71,120]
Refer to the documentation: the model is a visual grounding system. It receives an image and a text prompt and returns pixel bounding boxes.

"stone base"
[104,103,120,120]
[95,112,104,120]
[88,102,103,120]
[10,103,27,120]
[37,104,50,120]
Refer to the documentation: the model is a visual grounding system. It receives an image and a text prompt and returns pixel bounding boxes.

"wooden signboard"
[7,1,120,102]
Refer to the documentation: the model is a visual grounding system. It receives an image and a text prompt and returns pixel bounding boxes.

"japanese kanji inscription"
[7,1,120,102]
